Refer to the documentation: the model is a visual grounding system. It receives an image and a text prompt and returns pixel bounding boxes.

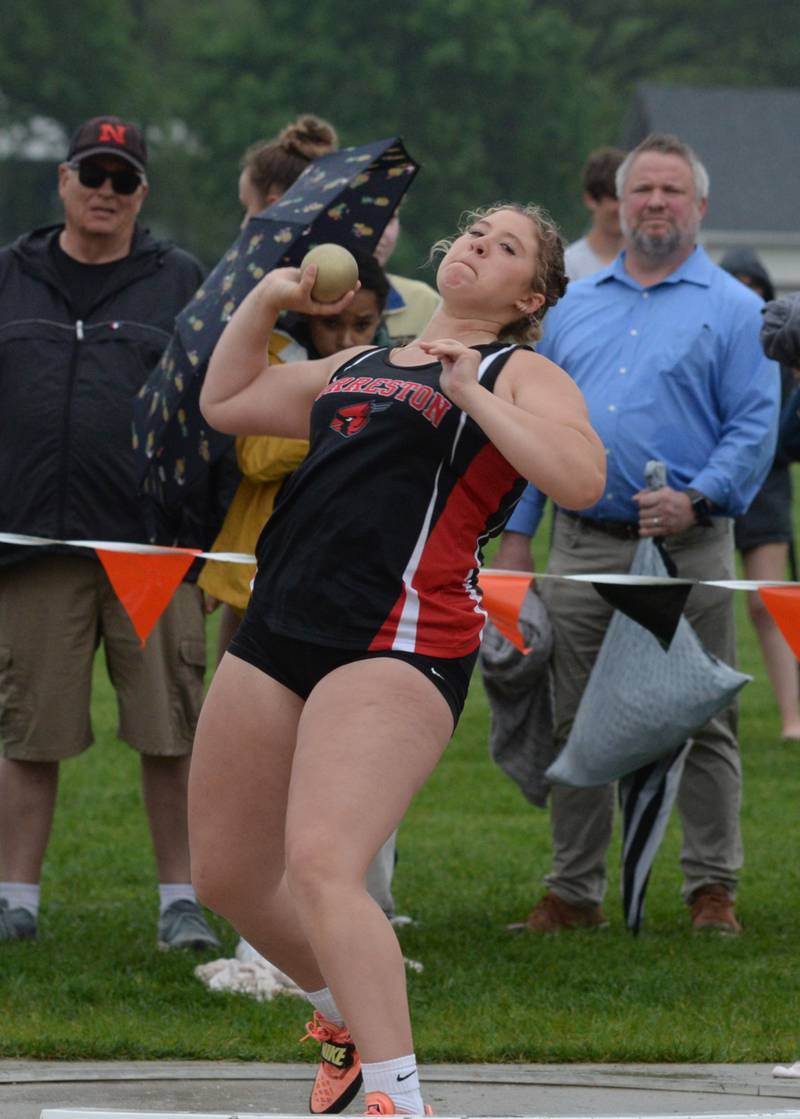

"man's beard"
[629,224,682,259]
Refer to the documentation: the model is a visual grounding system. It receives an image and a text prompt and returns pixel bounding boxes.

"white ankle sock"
[158,883,196,916]
[0,882,40,918]
[304,986,345,1027]
[362,1054,423,1114]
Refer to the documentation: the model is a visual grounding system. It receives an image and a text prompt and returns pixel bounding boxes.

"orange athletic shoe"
[303,1011,363,1114]
[364,1090,433,1115]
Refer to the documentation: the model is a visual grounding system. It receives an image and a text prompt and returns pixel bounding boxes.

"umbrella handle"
[644,459,667,491]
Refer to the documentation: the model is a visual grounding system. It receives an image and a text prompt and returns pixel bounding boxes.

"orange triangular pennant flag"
[96,548,199,646]
[478,570,534,652]
[758,587,800,660]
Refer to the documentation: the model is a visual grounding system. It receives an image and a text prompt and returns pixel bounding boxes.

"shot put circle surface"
[300,244,359,302]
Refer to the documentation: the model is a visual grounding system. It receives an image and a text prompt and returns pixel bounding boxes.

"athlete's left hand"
[418,339,481,406]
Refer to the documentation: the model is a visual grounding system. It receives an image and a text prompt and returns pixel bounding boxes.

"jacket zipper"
[57,319,84,536]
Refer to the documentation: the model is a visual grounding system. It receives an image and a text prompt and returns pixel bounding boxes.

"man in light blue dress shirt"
[497,133,779,936]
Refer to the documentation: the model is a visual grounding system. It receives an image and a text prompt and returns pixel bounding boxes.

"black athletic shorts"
[228,613,478,730]
[734,463,793,553]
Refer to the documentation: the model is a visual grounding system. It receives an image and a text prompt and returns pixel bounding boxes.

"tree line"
[1,0,798,275]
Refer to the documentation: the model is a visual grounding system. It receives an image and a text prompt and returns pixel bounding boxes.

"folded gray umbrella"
[546,538,750,788]
[545,536,750,933]
[479,587,555,808]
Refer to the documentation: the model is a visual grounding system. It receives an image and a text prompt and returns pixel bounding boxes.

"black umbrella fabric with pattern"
[133,136,419,509]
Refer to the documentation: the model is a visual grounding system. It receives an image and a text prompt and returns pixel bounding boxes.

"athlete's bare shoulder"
[494,345,580,404]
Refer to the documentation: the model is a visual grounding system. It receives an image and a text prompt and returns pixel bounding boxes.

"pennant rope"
[5,534,800,653]
[3,535,799,590]
[486,567,797,592]
[0,533,239,646]
[0,532,252,563]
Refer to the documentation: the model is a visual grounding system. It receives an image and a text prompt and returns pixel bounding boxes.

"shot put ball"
[300,244,359,302]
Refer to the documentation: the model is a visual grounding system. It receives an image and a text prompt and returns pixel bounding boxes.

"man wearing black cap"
[0,116,220,951]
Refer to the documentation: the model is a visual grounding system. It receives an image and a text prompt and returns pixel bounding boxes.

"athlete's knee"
[191,844,252,920]
[285,835,358,912]
[191,856,232,917]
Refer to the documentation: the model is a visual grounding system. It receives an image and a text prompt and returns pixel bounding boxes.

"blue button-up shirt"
[507,246,780,536]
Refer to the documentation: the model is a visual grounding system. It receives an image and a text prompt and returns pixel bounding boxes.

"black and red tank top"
[249,343,529,657]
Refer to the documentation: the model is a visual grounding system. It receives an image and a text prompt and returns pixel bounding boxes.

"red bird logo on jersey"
[330,400,391,437]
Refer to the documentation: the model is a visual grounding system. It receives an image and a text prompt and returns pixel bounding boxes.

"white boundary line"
[37,1111,800,1119]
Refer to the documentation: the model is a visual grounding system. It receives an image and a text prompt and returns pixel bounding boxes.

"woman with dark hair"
[190,203,605,1117]
[720,249,800,740]
[238,114,339,221]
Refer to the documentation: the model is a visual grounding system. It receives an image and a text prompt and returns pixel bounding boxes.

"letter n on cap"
[99,123,126,145]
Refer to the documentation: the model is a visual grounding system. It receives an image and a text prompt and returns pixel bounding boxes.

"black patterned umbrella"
[133,136,419,508]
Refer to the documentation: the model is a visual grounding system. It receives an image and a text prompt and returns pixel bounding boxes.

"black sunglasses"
[70,161,144,196]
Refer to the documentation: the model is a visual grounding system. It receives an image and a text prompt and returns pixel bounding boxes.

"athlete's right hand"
[258,266,358,317]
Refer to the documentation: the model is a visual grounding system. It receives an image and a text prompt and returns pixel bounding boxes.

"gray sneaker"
[0,899,37,941]
[157,899,221,952]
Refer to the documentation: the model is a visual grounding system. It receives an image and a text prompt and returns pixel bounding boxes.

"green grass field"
[2,520,800,1063]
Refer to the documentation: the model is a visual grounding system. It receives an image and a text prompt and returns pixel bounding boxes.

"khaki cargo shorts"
[0,554,207,761]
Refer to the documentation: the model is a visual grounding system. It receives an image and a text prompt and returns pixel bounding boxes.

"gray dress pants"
[539,513,742,907]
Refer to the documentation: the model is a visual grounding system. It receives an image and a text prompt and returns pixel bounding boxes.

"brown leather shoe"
[508,891,608,933]
[689,884,742,935]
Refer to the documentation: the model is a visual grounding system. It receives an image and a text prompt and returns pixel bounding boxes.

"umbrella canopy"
[133,136,419,509]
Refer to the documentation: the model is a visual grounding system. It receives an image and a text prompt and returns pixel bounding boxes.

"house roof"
[622,84,800,234]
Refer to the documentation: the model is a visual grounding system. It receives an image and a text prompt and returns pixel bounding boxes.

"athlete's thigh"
[189,652,304,873]
[285,657,454,877]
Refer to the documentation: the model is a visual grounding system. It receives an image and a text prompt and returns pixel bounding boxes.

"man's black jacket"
[0,223,233,569]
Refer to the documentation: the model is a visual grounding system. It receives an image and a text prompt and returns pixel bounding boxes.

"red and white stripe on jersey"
[369,346,519,655]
